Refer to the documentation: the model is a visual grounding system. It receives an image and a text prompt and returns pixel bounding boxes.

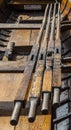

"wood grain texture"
[0,73,23,109]
[52,68,61,87]
[0,60,26,72]
[0,15,39,107]
[0,114,51,130]
[0,116,14,130]
[9,0,53,5]
[16,115,51,130]
[0,2,69,129]
[31,61,44,97]
[42,70,52,92]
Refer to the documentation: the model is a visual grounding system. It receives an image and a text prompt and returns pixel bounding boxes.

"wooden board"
[52,69,62,87]
[0,73,23,109]
[0,10,43,105]
[0,115,51,130]
[42,70,52,92]
[0,29,39,108]
[9,0,53,5]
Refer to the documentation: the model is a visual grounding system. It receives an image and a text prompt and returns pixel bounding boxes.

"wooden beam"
[0,61,26,73]
[9,0,54,5]
[0,23,41,29]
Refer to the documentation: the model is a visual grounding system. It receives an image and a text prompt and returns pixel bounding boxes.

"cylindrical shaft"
[41,92,50,114]
[10,102,22,126]
[53,88,60,108]
[28,98,38,122]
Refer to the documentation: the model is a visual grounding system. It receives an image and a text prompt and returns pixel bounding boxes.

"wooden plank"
[16,115,51,130]
[16,71,51,130]
[0,60,26,72]
[0,116,14,130]
[62,63,71,73]
[30,61,44,97]
[28,5,52,121]
[10,5,48,126]
[53,68,61,87]
[0,24,41,29]
[0,115,51,130]
[14,4,48,101]
[9,0,53,5]
[0,73,24,109]
[42,70,52,92]
[52,3,61,107]
[29,30,39,45]
[9,30,33,46]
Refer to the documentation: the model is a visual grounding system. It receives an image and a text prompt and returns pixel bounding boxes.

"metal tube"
[28,98,38,122]
[41,93,50,114]
[53,88,60,108]
[10,102,22,126]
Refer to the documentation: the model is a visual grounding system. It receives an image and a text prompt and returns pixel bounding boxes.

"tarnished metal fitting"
[28,98,38,122]
[10,102,22,126]
[53,88,60,108]
[41,92,50,114]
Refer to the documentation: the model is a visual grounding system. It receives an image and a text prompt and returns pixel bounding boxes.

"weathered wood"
[42,70,52,92]
[0,1,71,130]
[0,23,41,29]
[10,5,48,126]
[61,23,71,30]
[0,115,51,130]
[52,3,61,107]
[53,68,61,87]
[0,73,24,109]
[0,12,39,108]
[2,16,22,61]
[41,4,53,114]
[9,0,54,5]
[3,42,15,61]
[0,60,26,72]
[15,4,48,102]
[42,3,56,113]
[1,61,67,74]
[53,112,71,124]
[62,64,71,73]
[62,57,71,63]
[28,4,53,121]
